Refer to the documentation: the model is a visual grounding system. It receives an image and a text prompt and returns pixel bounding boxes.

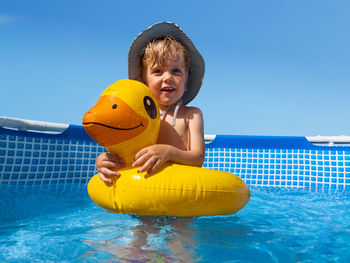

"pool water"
[1,186,350,262]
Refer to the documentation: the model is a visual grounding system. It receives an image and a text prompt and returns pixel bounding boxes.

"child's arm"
[95,152,125,184]
[132,107,205,174]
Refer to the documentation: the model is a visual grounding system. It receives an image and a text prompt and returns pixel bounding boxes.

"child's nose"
[163,71,173,82]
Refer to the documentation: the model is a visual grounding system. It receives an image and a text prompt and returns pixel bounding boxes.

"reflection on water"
[84,216,197,262]
[3,187,350,262]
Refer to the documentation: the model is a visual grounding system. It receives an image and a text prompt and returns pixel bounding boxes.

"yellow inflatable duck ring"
[83,79,250,217]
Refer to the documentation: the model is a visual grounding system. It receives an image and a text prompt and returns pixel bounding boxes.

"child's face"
[144,58,187,110]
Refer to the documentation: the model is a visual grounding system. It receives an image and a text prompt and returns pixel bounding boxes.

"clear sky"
[1,0,349,136]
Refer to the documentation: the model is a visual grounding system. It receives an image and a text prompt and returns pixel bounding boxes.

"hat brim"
[128,22,205,105]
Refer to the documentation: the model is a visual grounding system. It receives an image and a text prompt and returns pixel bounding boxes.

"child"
[96,22,205,184]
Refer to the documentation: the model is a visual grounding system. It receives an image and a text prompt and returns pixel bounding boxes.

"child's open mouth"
[161,87,175,94]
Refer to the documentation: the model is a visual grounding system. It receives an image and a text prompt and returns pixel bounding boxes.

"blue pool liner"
[1,125,350,191]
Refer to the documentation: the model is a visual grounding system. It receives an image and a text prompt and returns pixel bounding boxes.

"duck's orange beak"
[82,95,148,146]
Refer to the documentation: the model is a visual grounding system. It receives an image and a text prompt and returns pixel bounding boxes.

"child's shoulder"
[180,105,203,119]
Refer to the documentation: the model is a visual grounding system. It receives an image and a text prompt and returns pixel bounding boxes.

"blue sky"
[1,0,349,136]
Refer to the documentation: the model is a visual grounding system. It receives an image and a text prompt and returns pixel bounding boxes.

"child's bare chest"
[157,118,188,150]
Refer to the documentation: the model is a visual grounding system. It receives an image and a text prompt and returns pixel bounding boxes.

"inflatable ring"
[83,79,250,217]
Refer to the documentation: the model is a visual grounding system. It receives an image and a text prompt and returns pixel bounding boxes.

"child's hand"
[132,145,172,174]
[96,152,125,184]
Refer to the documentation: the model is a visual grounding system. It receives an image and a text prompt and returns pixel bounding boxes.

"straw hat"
[128,22,205,105]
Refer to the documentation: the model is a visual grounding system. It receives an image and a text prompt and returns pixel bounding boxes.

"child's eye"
[172,68,183,74]
[152,69,162,74]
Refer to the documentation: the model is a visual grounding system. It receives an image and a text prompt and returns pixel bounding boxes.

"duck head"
[82,79,160,166]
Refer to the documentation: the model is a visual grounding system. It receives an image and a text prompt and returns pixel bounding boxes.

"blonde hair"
[140,36,190,80]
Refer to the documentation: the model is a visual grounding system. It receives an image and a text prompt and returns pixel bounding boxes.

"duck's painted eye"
[143,96,157,119]
[112,104,117,109]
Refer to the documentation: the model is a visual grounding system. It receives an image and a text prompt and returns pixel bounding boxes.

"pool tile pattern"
[203,147,350,191]
[0,130,105,187]
[1,127,350,191]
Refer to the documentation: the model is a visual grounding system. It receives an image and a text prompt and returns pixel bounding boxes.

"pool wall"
[1,125,350,191]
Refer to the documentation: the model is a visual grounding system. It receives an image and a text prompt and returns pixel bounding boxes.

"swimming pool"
[1,186,350,262]
[1,117,350,262]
